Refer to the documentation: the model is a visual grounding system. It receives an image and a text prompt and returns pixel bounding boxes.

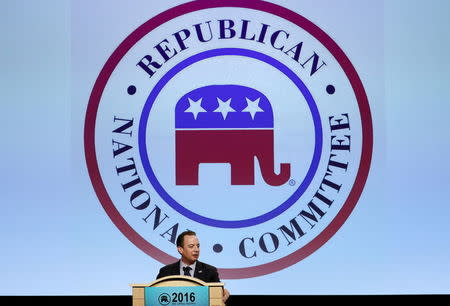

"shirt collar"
[180,260,197,275]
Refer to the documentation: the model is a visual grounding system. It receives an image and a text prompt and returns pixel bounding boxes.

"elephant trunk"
[256,132,291,186]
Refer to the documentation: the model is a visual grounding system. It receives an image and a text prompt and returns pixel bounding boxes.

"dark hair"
[176,230,197,248]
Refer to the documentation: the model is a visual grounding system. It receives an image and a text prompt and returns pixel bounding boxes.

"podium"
[131,275,225,306]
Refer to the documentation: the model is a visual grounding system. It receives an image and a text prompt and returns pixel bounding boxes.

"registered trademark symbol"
[289,179,296,186]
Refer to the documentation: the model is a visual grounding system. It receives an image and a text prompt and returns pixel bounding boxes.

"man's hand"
[222,288,230,303]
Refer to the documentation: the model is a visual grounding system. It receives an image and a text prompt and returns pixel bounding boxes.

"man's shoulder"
[158,261,180,275]
[195,261,220,282]
[160,261,180,270]
[197,261,218,272]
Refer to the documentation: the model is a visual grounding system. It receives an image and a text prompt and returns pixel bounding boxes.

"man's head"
[176,230,200,265]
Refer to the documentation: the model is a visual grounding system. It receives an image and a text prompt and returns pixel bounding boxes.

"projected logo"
[175,84,290,186]
[84,1,373,279]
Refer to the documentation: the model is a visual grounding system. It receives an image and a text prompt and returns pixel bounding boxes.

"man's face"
[178,235,200,265]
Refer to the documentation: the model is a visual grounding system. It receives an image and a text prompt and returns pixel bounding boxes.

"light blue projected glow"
[1,0,450,295]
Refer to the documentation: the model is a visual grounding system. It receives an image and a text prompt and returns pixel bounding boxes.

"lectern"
[131,275,225,306]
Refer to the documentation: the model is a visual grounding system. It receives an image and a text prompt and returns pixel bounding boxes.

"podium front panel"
[145,286,209,306]
[131,276,224,306]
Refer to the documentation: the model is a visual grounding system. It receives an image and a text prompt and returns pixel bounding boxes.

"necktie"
[183,266,192,276]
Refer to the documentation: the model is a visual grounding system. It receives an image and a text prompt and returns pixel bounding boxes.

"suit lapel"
[171,261,181,276]
[193,261,204,280]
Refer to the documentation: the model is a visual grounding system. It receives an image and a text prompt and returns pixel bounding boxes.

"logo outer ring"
[84,0,373,279]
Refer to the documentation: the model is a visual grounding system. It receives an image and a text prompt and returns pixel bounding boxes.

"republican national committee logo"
[84,0,373,279]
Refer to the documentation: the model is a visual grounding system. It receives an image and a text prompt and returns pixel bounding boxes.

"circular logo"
[158,293,171,305]
[84,1,372,279]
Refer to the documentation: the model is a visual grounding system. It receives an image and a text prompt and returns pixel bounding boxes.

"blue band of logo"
[139,48,323,228]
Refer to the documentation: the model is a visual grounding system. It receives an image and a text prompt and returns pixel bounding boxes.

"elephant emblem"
[175,84,290,186]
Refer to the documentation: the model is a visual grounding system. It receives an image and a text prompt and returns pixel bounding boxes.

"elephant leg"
[176,131,200,185]
[222,131,256,185]
[176,157,199,185]
[230,156,255,185]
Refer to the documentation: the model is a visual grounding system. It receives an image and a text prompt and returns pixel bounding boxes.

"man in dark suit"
[156,230,230,302]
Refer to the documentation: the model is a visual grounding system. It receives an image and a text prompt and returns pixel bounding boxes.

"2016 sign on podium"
[146,286,208,306]
[131,276,224,306]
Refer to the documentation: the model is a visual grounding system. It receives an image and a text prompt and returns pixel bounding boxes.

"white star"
[214,98,236,119]
[242,97,264,119]
[184,98,206,119]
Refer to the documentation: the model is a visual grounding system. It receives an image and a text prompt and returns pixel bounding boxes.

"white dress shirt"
[180,261,197,277]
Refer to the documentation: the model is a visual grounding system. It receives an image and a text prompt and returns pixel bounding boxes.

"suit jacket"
[156,260,220,283]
